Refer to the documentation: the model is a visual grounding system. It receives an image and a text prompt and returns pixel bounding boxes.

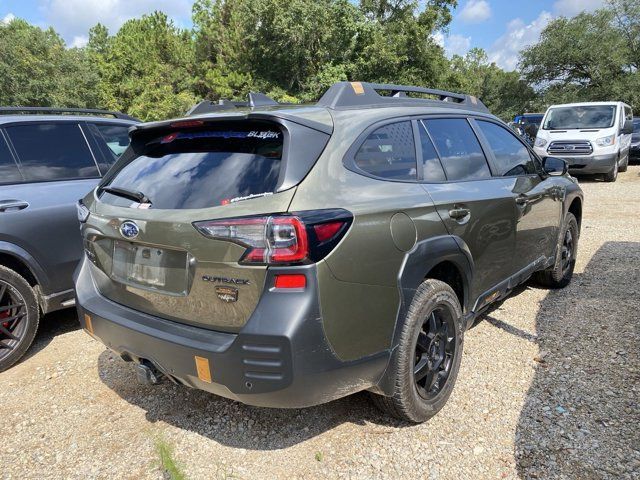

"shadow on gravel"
[97,350,404,449]
[21,308,79,363]
[98,355,404,451]
[515,241,640,479]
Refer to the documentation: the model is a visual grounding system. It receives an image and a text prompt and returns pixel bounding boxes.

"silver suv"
[0,107,137,371]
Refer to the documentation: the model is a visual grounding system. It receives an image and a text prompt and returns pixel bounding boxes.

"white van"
[533,101,634,182]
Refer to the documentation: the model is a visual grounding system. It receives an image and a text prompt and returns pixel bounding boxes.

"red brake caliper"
[1,309,9,329]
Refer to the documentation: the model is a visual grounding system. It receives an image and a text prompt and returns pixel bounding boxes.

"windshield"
[100,123,283,209]
[542,105,617,130]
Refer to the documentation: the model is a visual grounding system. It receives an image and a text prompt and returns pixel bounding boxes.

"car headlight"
[595,134,615,147]
[534,137,547,148]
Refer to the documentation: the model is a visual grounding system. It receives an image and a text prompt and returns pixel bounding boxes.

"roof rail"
[317,82,489,112]
[186,92,280,116]
[0,106,139,121]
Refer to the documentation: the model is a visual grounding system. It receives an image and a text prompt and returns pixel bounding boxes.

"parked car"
[630,117,640,161]
[75,82,583,422]
[533,101,633,182]
[0,107,138,371]
[512,113,544,146]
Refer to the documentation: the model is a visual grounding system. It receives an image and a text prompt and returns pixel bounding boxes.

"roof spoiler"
[316,82,489,112]
[0,106,138,121]
[186,92,280,116]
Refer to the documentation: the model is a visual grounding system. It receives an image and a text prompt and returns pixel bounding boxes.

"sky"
[0,0,608,71]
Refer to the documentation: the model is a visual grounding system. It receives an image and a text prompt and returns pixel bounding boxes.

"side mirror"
[622,119,634,135]
[543,156,568,176]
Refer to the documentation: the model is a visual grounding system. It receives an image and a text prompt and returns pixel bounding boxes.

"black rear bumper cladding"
[74,259,388,408]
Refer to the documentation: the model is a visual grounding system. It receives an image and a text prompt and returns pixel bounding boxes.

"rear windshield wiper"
[101,186,151,204]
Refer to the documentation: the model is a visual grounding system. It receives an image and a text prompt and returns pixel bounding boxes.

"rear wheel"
[603,159,618,182]
[534,212,578,289]
[371,279,464,423]
[0,266,39,372]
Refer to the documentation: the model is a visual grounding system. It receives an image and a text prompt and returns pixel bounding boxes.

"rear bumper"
[553,152,618,174]
[74,258,388,408]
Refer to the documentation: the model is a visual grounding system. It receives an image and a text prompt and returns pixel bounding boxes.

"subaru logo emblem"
[120,221,139,239]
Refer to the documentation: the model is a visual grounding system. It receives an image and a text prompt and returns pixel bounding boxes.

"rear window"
[100,123,284,209]
[354,121,417,181]
[5,123,99,181]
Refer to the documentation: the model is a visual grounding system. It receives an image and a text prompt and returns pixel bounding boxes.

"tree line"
[0,0,638,122]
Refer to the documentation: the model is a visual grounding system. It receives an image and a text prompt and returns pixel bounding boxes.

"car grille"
[548,141,593,156]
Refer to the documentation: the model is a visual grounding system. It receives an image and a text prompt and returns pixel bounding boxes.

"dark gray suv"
[0,108,137,371]
[75,83,583,422]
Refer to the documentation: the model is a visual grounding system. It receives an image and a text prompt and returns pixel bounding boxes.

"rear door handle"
[448,207,470,220]
[0,200,29,212]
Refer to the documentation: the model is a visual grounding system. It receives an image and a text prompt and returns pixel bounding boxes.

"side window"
[0,134,23,184]
[624,106,633,121]
[417,121,446,182]
[5,123,99,181]
[87,123,131,173]
[476,120,536,176]
[422,118,491,181]
[91,123,130,159]
[354,121,417,181]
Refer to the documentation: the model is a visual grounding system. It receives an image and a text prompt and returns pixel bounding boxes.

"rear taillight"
[194,210,352,265]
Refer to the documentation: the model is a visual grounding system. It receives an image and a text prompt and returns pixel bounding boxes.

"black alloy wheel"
[413,307,456,400]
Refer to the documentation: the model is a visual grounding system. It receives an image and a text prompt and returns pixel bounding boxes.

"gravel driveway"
[1,167,639,480]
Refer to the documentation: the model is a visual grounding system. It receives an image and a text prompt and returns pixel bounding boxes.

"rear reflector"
[194,356,212,383]
[84,313,93,334]
[274,274,307,289]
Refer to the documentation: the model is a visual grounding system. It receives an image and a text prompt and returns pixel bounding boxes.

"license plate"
[112,241,167,288]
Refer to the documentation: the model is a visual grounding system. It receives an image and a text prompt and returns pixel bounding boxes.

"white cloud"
[38,0,192,46]
[2,13,16,24]
[458,0,492,24]
[70,35,88,48]
[553,0,607,17]
[489,11,553,71]
[433,32,472,58]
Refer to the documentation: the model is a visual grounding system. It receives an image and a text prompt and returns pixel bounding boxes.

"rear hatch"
[83,114,331,332]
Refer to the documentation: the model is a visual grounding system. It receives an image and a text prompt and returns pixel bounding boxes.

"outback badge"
[215,286,238,303]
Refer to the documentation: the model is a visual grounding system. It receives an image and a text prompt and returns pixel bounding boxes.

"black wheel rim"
[561,228,574,276]
[414,307,456,400]
[0,280,27,360]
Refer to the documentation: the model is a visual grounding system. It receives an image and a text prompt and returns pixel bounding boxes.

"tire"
[534,213,579,289]
[0,265,39,372]
[619,153,628,173]
[370,279,464,423]
[603,159,618,182]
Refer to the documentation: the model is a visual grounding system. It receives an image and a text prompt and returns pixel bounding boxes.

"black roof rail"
[316,81,489,112]
[186,92,280,116]
[0,106,139,121]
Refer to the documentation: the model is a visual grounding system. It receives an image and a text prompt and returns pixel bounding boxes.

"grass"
[155,436,187,480]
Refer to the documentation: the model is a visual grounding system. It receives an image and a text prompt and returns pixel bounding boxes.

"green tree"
[0,18,98,107]
[91,12,197,121]
[519,5,639,110]
[448,48,535,121]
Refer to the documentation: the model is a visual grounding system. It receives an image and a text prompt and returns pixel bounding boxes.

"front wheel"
[603,160,618,182]
[370,279,464,423]
[619,154,628,173]
[534,212,579,289]
[0,266,40,372]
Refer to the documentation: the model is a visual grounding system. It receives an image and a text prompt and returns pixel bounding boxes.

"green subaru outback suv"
[74,82,583,422]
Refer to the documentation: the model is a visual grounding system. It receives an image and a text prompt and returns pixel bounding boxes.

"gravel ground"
[1,167,639,480]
